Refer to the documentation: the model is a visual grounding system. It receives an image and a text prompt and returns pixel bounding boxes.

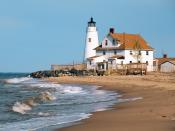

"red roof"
[95,33,154,51]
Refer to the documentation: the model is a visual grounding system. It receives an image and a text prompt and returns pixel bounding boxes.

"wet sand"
[47,72,175,131]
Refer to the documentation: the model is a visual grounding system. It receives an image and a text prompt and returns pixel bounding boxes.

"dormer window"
[105,40,108,46]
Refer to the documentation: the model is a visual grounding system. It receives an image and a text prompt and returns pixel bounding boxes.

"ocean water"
[0,73,119,131]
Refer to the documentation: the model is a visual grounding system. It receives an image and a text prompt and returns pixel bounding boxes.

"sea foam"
[12,102,32,114]
[30,83,62,88]
[39,91,56,101]
[31,83,85,94]
[5,77,33,84]
[62,86,83,94]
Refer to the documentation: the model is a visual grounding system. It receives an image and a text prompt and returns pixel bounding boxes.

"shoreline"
[46,73,175,131]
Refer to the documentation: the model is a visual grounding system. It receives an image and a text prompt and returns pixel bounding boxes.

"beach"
[46,72,175,131]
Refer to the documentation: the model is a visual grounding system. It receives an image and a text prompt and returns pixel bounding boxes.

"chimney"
[163,54,167,58]
[109,28,115,34]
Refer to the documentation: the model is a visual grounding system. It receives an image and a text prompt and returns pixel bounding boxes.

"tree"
[133,40,142,64]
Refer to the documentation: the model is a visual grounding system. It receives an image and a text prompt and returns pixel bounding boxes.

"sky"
[0,0,174,72]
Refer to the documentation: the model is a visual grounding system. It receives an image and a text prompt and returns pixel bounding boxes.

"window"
[146,51,149,55]
[103,51,106,55]
[139,51,141,55]
[130,61,132,64]
[153,61,157,66]
[114,50,117,55]
[105,40,108,46]
[102,64,105,69]
[130,51,133,55]
[88,38,91,42]
[146,61,148,65]
[113,39,115,45]
[89,60,92,65]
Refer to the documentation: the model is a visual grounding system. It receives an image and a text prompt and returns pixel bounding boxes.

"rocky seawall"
[30,69,106,78]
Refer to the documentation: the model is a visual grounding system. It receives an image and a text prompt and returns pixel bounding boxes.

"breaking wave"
[30,83,62,88]
[31,83,85,94]
[0,74,118,131]
[12,91,56,114]
[5,77,32,84]
[61,86,84,94]
[12,102,32,114]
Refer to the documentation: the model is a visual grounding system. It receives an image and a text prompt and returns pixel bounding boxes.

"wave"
[0,113,91,131]
[12,91,56,114]
[5,77,33,84]
[38,112,50,116]
[31,83,85,94]
[62,86,83,94]
[39,91,56,101]
[30,83,62,88]
[12,102,32,114]
[11,85,86,115]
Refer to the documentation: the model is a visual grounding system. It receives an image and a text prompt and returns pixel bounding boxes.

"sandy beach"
[47,72,175,131]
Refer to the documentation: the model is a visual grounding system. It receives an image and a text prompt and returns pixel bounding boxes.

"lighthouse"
[84,17,99,61]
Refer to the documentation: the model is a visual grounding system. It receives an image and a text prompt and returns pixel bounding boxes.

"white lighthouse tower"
[84,17,99,60]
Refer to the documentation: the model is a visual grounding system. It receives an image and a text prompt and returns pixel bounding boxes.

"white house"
[84,18,154,72]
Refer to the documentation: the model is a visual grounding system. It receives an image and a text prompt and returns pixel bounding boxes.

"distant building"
[84,18,154,71]
[160,61,175,72]
[154,54,175,72]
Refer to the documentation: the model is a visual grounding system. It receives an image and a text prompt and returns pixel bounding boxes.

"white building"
[155,54,175,72]
[84,18,154,72]
[160,61,175,72]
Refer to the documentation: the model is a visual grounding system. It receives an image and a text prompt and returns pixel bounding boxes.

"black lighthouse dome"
[88,17,96,27]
